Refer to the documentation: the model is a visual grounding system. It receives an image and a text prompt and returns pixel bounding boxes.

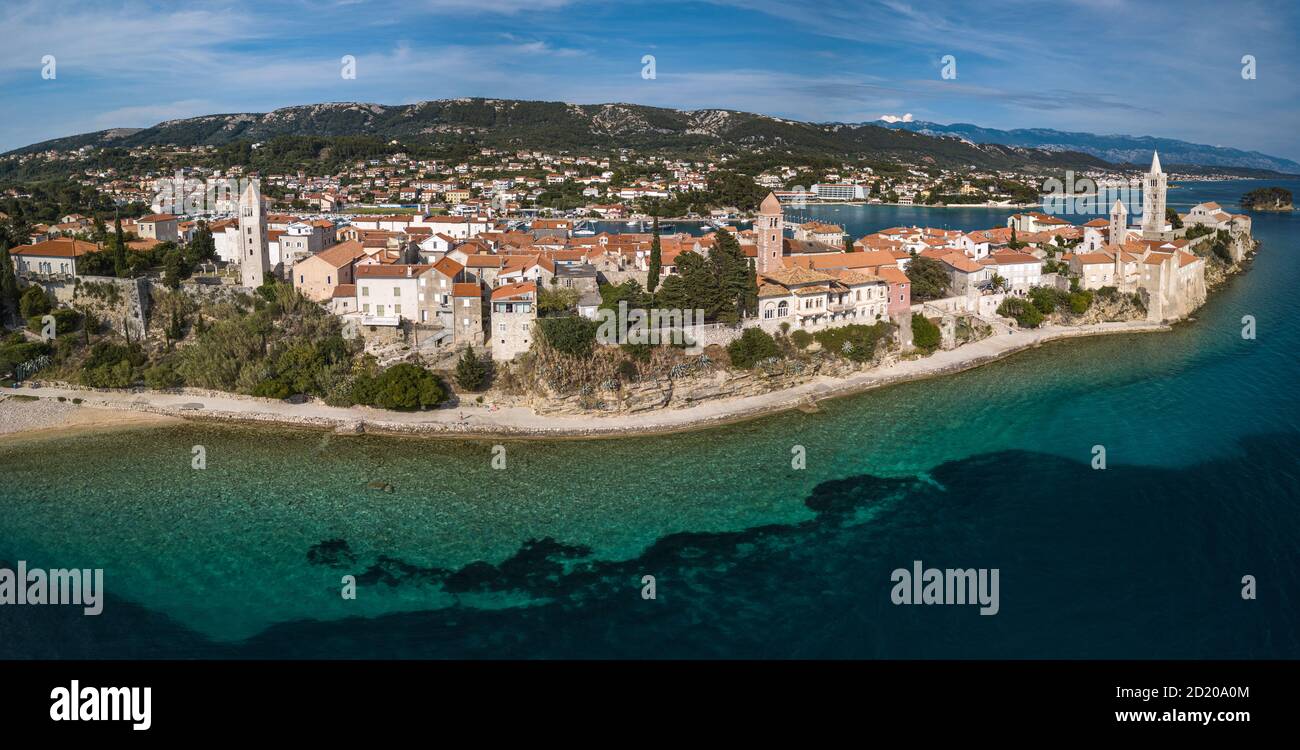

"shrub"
[144,361,183,389]
[19,286,52,319]
[538,316,599,357]
[727,327,779,369]
[814,323,892,361]
[367,363,446,411]
[911,314,941,352]
[790,329,814,349]
[997,298,1044,328]
[1068,290,1093,314]
[27,308,81,336]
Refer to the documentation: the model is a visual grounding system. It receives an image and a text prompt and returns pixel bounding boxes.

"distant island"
[1240,186,1293,211]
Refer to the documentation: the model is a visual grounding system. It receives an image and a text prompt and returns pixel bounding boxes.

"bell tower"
[1109,198,1127,246]
[1140,151,1166,239]
[756,192,784,276]
[238,179,270,289]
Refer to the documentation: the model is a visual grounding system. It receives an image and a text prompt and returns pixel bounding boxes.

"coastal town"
[0,149,1259,435]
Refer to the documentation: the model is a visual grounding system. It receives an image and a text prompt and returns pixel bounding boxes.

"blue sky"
[2,0,1297,160]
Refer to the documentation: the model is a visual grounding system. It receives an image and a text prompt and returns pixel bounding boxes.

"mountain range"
[875,119,1299,174]
[5,98,1293,177]
[4,99,1111,173]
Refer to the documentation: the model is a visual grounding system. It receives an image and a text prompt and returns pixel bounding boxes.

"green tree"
[369,362,446,410]
[112,212,128,278]
[162,249,185,290]
[454,346,489,391]
[710,228,758,324]
[911,313,941,352]
[647,215,662,293]
[19,285,51,319]
[1165,206,1183,230]
[0,241,19,327]
[727,327,779,368]
[906,255,951,301]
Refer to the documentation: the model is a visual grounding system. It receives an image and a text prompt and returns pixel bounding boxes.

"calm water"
[1,180,1297,658]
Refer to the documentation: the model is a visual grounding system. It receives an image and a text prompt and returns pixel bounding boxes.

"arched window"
[777,300,789,317]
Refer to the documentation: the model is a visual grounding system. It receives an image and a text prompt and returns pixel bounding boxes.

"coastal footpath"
[3,320,1168,440]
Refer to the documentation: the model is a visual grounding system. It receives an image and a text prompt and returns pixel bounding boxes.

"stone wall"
[73,276,151,340]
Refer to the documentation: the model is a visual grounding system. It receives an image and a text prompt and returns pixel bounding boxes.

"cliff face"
[523,353,879,416]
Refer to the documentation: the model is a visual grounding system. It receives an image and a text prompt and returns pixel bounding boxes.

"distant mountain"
[5,99,1114,173]
[874,120,1300,174]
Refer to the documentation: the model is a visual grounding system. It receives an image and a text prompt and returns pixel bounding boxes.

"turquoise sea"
[1,179,1296,658]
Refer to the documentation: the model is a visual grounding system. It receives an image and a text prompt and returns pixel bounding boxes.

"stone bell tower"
[756,192,784,276]
[1109,198,1127,246]
[238,179,270,289]
[1140,151,1167,239]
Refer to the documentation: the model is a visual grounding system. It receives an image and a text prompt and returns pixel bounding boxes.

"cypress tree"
[113,212,128,277]
[647,215,662,294]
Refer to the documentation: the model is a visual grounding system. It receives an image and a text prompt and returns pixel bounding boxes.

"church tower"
[756,192,784,276]
[1140,151,1167,238]
[238,179,270,289]
[1108,198,1128,246]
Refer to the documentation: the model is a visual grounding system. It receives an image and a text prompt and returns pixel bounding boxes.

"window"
[393,287,401,297]
[498,323,506,332]
[361,287,369,296]
[299,275,304,283]
[363,304,370,313]
[394,305,402,315]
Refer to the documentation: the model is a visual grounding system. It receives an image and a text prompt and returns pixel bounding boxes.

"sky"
[1,0,1297,160]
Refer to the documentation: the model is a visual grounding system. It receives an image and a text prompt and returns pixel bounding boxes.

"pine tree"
[647,215,662,294]
[454,346,488,391]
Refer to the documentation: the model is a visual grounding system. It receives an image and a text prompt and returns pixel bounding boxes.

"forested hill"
[7,98,1113,172]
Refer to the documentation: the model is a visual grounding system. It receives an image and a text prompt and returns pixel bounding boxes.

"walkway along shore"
[4,320,1170,441]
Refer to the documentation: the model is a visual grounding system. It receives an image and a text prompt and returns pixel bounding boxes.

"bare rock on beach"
[335,421,365,435]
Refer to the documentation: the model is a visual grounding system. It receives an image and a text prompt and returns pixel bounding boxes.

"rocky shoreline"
[7,320,1171,441]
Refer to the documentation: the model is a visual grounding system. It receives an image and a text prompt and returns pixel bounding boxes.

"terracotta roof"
[940,253,983,274]
[760,266,836,286]
[307,240,367,268]
[453,282,482,298]
[331,284,356,298]
[491,281,536,301]
[432,256,464,278]
[11,238,98,257]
